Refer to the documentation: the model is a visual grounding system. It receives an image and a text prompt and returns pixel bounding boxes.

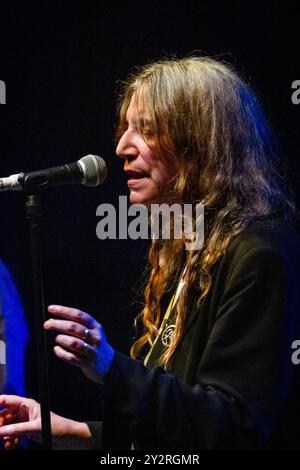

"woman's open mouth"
[125,170,148,186]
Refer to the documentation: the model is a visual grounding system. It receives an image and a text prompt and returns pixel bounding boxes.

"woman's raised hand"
[44,305,115,384]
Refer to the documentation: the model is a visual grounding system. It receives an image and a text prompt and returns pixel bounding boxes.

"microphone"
[0,154,107,192]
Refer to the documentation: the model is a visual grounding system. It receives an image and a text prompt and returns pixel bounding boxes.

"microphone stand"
[25,193,52,450]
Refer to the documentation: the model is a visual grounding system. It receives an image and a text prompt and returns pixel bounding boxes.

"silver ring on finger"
[82,328,90,342]
[82,341,90,355]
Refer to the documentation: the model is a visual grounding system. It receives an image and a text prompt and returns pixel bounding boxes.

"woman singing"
[1,56,300,450]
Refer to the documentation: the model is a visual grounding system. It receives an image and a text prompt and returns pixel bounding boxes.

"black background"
[0,1,299,426]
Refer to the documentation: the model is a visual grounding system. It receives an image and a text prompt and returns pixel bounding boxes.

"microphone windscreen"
[79,155,107,187]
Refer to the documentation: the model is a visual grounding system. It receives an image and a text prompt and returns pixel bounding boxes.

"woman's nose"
[116,131,139,159]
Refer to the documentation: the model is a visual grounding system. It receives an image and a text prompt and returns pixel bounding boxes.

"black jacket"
[88,217,300,449]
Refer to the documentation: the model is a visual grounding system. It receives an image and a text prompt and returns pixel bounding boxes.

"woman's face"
[116,93,178,207]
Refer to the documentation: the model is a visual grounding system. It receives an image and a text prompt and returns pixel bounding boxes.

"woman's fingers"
[44,305,114,383]
[0,402,24,449]
[44,319,99,345]
[0,420,40,439]
[55,334,96,357]
[44,319,83,337]
[47,305,97,329]
[0,394,26,411]
[45,305,102,370]
[53,345,94,367]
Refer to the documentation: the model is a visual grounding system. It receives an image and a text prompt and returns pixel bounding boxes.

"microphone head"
[78,154,107,187]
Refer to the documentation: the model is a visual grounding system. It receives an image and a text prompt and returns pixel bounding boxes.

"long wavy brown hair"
[115,56,295,367]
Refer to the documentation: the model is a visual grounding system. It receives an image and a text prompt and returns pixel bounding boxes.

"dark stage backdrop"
[0,2,299,425]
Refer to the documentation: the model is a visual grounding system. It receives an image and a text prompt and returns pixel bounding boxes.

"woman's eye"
[143,129,154,138]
